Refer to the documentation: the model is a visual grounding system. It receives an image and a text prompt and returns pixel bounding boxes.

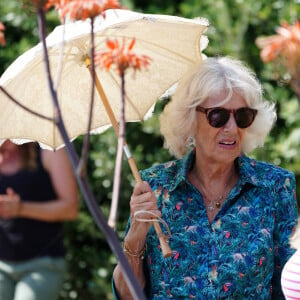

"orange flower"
[256,21,300,79]
[95,38,151,75]
[100,0,122,18]
[0,22,5,46]
[45,0,71,11]
[101,0,121,11]
[255,35,284,62]
[50,0,121,21]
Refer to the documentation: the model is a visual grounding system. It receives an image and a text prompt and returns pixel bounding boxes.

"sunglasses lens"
[200,106,257,128]
[207,108,230,128]
[235,108,257,128]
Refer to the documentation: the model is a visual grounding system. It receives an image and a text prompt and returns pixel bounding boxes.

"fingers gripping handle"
[126,149,172,258]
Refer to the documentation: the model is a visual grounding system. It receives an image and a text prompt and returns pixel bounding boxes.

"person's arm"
[272,172,298,299]
[112,181,160,299]
[0,148,78,221]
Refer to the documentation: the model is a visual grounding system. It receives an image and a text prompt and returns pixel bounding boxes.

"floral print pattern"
[136,150,298,299]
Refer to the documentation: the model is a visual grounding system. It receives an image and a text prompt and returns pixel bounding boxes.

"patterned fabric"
[134,150,298,299]
[281,249,300,299]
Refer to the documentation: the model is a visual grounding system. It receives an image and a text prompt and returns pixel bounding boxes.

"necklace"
[189,168,232,213]
[203,179,231,213]
[206,191,226,212]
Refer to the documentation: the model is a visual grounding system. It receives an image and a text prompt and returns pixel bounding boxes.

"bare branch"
[0,86,55,122]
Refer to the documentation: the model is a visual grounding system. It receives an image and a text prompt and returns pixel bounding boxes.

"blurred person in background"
[0,140,78,300]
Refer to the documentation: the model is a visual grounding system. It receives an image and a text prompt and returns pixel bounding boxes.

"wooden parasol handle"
[127,155,172,258]
[86,63,172,258]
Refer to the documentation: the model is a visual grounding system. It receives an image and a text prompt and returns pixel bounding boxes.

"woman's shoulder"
[240,155,295,183]
[140,157,183,184]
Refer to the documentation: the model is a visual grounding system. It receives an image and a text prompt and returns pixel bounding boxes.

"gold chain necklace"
[190,169,231,212]
[206,192,226,212]
[204,180,231,212]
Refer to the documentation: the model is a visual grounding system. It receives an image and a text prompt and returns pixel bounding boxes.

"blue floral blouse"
[115,150,298,299]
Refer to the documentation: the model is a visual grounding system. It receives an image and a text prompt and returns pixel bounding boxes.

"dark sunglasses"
[196,106,257,128]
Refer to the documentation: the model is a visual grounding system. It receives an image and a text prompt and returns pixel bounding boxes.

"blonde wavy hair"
[160,56,277,158]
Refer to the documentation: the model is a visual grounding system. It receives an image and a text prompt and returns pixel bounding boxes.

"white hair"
[160,56,277,158]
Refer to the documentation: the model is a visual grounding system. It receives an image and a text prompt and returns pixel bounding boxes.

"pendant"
[215,201,221,209]
[208,203,214,211]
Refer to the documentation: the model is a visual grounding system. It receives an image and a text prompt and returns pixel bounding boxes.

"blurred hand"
[0,188,21,219]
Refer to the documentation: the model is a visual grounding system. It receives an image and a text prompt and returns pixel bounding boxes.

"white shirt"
[281,249,300,300]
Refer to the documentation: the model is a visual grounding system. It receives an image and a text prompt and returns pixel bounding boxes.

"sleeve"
[111,259,150,300]
[111,168,158,299]
[272,171,299,299]
[111,194,150,299]
[112,278,120,300]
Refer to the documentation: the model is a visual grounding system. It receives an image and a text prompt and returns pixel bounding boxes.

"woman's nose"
[223,113,238,131]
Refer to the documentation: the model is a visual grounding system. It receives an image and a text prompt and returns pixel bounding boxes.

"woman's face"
[194,89,248,165]
[0,140,19,163]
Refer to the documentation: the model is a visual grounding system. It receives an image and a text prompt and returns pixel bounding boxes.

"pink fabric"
[282,250,300,300]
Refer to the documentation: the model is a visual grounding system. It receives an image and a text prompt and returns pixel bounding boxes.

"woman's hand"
[0,188,21,219]
[113,181,159,297]
[125,181,161,251]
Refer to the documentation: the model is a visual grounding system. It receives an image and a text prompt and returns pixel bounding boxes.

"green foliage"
[1,0,300,299]
[0,1,59,74]
[62,210,116,300]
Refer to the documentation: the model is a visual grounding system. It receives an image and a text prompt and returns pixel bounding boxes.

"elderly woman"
[113,57,298,299]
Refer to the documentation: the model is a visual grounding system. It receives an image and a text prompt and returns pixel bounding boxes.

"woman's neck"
[192,153,238,187]
[196,166,236,186]
[188,155,239,224]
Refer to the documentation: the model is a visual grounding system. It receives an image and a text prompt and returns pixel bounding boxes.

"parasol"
[0,9,209,149]
[0,8,209,258]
